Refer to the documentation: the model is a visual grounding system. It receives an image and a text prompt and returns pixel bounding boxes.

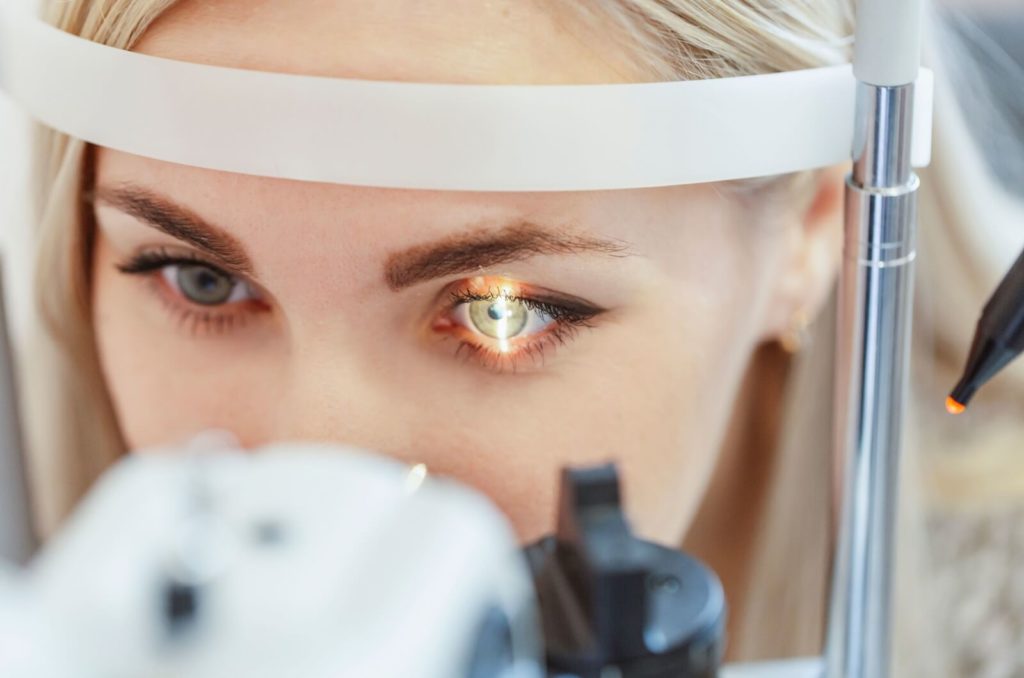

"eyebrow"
[91,184,631,290]
[385,223,630,291]
[90,185,255,276]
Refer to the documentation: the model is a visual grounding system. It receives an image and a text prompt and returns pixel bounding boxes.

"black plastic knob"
[524,464,726,678]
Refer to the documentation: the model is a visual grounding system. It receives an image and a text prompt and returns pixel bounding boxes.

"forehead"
[96,0,735,285]
[134,0,642,84]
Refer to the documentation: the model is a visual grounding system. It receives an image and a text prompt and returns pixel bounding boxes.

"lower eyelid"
[449,325,583,373]
[435,307,587,373]
[136,266,269,335]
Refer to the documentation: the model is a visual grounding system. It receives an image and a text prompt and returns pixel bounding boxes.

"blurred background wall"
[0,82,34,347]
[942,0,1024,195]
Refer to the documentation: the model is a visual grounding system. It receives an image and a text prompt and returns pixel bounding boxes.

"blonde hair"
[24,0,1024,671]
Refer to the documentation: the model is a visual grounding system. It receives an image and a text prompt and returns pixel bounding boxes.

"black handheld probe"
[947,245,1024,414]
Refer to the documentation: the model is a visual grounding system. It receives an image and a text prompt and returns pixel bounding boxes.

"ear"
[759,164,847,343]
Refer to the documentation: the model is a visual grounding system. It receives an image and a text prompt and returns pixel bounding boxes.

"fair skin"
[88,0,844,635]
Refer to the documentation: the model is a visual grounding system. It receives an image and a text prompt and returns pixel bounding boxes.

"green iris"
[468,297,529,339]
[177,264,235,306]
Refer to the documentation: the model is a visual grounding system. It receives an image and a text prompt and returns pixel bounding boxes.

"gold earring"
[779,309,811,354]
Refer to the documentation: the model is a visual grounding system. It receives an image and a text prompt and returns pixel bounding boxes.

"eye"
[435,278,604,372]
[460,295,554,345]
[163,263,254,306]
[116,247,268,336]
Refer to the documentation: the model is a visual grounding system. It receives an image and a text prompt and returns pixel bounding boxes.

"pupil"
[198,272,217,290]
[488,303,507,320]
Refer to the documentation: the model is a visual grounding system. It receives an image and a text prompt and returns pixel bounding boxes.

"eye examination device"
[0,0,940,676]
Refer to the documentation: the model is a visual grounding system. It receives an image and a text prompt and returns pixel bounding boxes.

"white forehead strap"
[0,3,933,191]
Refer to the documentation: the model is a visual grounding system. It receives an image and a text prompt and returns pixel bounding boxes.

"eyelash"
[448,288,597,326]
[116,250,602,370]
[116,248,266,336]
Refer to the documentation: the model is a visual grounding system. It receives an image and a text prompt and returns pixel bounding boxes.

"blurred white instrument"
[0,441,542,678]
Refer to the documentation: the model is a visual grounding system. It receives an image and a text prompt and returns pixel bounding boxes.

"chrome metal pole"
[825,0,923,673]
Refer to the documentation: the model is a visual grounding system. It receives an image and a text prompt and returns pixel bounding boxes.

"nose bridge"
[269,335,398,451]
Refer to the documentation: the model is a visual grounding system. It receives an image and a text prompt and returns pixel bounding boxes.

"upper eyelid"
[121,249,277,306]
[119,247,248,280]
[447,285,605,319]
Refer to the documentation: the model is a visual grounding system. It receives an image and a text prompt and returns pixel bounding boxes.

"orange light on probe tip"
[945,396,966,415]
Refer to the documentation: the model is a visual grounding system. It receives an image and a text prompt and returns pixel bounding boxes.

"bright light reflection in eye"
[447,278,570,366]
[497,285,514,353]
[467,285,530,353]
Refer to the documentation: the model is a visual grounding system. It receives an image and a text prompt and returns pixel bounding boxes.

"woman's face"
[90,0,839,544]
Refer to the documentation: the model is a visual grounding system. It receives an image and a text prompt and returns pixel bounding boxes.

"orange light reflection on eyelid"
[465,275,523,297]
